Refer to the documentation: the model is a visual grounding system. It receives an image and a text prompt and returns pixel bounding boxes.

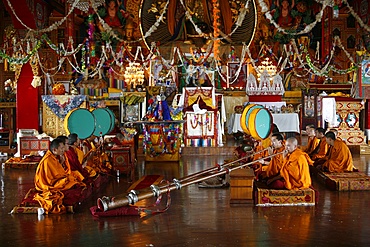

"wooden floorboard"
[1,149,370,246]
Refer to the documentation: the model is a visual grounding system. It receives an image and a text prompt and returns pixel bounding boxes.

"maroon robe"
[65,146,90,180]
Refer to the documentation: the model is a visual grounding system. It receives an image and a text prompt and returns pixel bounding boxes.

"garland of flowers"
[257,0,329,36]
[0,39,42,64]
[42,34,86,57]
[176,42,214,66]
[179,0,251,42]
[215,43,248,84]
[36,52,65,77]
[246,44,262,75]
[5,0,80,33]
[305,48,334,77]
[333,36,356,65]
[342,0,370,33]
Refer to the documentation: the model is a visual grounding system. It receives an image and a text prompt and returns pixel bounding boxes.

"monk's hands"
[59,155,65,164]
[267,146,274,155]
[283,149,289,159]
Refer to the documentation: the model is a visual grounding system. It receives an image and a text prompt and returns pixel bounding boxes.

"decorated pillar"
[4,0,47,131]
[16,64,40,130]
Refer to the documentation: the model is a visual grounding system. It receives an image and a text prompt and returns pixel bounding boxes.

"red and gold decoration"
[332,99,365,145]
[212,0,220,60]
[52,83,66,95]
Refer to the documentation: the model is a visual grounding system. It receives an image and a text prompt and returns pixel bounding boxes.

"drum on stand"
[64,108,95,139]
[248,107,273,140]
[240,104,264,135]
[91,108,116,136]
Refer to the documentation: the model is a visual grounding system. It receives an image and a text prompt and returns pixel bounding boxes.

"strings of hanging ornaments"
[67,0,105,13]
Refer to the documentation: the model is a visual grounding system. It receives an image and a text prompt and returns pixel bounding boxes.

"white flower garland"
[5,0,80,33]
[257,0,329,36]
[215,43,248,84]
[333,36,356,65]
[178,0,251,41]
[342,0,370,33]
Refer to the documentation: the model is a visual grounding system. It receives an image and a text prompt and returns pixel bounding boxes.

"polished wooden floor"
[1,142,370,246]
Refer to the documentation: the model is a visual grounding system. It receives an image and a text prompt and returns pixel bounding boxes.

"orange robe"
[280,148,313,190]
[75,147,96,177]
[253,141,269,162]
[323,140,354,172]
[262,146,285,178]
[311,138,329,161]
[34,150,85,214]
[63,154,85,183]
[302,136,320,155]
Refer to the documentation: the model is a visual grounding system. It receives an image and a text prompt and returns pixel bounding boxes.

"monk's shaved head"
[285,137,298,153]
[286,137,298,146]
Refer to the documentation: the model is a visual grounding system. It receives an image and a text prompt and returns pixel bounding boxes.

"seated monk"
[329,128,342,140]
[56,135,85,183]
[111,133,125,146]
[82,135,113,174]
[267,137,313,190]
[310,128,329,162]
[65,134,96,180]
[320,131,354,172]
[257,133,285,180]
[34,139,85,214]
[252,124,281,166]
[301,124,320,155]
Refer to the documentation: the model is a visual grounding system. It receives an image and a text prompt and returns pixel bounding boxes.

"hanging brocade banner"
[41,95,87,119]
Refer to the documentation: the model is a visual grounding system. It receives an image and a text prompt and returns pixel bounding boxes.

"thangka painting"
[227,62,247,90]
[361,60,370,85]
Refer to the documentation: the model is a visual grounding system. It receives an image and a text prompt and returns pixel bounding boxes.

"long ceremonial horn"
[97,151,284,212]
[178,146,270,183]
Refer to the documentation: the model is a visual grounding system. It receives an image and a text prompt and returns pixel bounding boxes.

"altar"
[271,113,300,133]
[41,95,88,137]
[179,87,225,147]
[229,112,300,134]
[140,121,183,162]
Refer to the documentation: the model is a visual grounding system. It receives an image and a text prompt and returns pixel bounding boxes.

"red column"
[16,64,40,131]
[4,0,44,131]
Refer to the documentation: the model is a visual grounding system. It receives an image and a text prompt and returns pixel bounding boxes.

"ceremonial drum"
[92,108,116,136]
[240,104,272,140]
[240,104,263,135]
[64,108,95,139]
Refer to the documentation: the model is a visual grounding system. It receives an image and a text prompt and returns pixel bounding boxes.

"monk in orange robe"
[252,124,280,164]
[301,124,320,155]
[320,131,354,172]
[34,139,85,214]
[82,135,112,174]
[267,137,313,190]
[56,135,86,183]
[65,134,96,180]
[259,133,285,179]
[310,128,329,161]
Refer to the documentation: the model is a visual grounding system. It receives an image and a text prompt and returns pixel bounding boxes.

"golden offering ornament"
[52,83,66,95]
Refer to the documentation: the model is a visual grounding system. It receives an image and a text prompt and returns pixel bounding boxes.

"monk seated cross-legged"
[318,131,354,173]
[34,139,86,214]
[64,134,97,181]
[266,137,313,190]
[255,133,285,181]
[301,124,320,156]
[310,127,329,166]
[82,135,113,174]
